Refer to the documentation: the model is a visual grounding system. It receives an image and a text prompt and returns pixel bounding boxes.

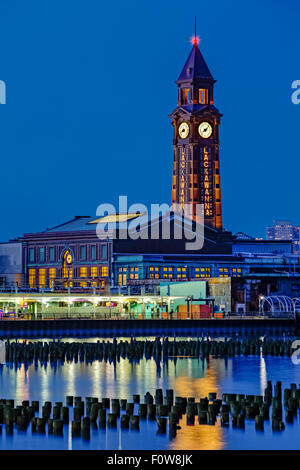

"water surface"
[0,338,300,450]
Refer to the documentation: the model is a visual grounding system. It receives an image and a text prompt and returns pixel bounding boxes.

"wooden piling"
[130,415,140,431]
[157,417,167,433]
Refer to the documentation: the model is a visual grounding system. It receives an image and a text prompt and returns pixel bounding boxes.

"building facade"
[17,216,111,291]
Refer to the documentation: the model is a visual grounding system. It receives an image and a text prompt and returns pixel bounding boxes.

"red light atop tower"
[191,35,200,46]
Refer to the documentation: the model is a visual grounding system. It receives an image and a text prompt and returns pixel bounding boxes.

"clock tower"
[170,33,223,231]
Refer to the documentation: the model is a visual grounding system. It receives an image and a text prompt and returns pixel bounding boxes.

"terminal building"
[1,32,300,314]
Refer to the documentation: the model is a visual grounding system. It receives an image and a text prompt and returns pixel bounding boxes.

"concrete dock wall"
[0,318,295,338]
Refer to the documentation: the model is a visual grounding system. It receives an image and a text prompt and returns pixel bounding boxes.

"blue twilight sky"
[0,0,299,241]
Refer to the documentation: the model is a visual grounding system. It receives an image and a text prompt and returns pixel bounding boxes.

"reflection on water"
[1,348,300,449]
[169,366,224,450]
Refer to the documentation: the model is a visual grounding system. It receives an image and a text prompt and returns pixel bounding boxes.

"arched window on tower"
[181,88,191,104]
[199,89,208,104]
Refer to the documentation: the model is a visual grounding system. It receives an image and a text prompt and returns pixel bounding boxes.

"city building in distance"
[267,220,300,255]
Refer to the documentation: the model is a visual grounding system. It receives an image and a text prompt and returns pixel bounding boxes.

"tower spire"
[193,16,199,46]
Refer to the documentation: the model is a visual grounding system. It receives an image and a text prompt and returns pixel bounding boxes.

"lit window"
[118,273,127,285]
[182,88,191,104]
[49,268,56,288]
[91,266,97,277]
[101,266,109,277]
[80,267,87,287]
[28,269,36,288]
[199,89,208,104]
[80,267,87,277]
[38,268,46,288]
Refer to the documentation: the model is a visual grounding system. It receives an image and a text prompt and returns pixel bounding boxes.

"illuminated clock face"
[66,254,72,264]
[198,122,212,138]
[178,122,189,139]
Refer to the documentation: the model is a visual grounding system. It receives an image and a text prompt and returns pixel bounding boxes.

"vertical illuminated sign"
[179,147,186,209]
[201,146,213,217]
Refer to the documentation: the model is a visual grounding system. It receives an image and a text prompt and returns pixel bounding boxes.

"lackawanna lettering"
[107,455,142,467]
[203,147,213,217]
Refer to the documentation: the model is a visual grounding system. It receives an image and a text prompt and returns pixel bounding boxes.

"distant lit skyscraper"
[266,220,300,255]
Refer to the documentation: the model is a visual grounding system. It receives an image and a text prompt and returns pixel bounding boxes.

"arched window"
[62,250,73,287]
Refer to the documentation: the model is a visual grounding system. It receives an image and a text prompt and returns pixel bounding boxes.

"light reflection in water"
[1,345,300,450]
[260,354,267,396]
[169,365,224,450]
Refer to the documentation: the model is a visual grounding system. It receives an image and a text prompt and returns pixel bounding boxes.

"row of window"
[28,244,108,264]
[28,265,109,288]
[180,88,209,105]
[117,266,243,280]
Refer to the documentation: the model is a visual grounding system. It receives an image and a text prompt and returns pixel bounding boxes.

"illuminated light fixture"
[191,35,200,46]
[88,213,146,224]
